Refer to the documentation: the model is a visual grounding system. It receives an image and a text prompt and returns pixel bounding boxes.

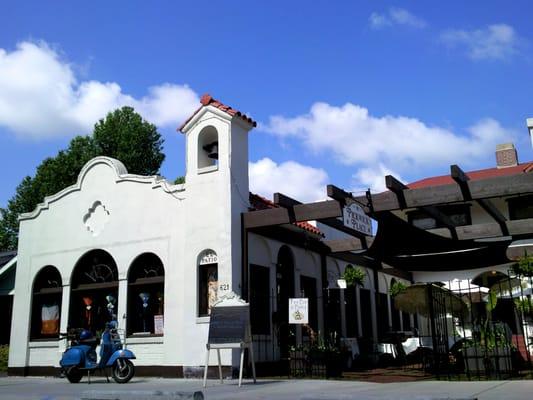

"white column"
[356,285,362,337]
[340,289,346,337]
[58,285,71,354]
[387,293,392,330]
[370,274,378,343]
[117,279,128,331]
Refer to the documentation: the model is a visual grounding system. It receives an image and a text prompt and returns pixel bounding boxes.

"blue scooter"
[59,323,136,383]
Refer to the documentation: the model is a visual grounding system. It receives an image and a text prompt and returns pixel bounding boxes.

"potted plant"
[342,265,365,287]
[389,281,408,297]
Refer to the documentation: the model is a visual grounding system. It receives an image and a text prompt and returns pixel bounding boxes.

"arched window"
[31,266,62,340]
[198,250,218,317]
[127,253,165,336]
[197,126,219,171]
[69,249,118,334]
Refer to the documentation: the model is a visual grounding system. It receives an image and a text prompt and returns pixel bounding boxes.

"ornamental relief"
[83,201,110,237]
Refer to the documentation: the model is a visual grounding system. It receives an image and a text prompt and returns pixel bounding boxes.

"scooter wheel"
[112,359,134,383]
[65,367,83,383]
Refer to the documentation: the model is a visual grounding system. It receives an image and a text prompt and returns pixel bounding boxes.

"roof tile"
[179,94,257,132]
[408,162,533,189]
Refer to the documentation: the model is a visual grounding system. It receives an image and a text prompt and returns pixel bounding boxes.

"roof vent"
[495,143,518,168]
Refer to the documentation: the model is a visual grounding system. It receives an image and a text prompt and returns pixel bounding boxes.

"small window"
[31,266,62,340]
[198,250,218,317]
[197,126,219,171]
[127,253,165,336]
[508,195,533,220]
[250,264,270,334]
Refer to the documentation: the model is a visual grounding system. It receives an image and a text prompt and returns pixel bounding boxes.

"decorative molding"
[212,290,248,307]
[83,201,110,237]
[19,156,185,221]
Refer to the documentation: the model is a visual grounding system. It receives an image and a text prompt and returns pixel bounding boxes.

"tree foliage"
[93,107,164,176]
[0,107,165,251]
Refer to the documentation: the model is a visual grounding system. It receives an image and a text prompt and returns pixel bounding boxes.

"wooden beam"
[451,164,509,235]
[274,191,366,238]
[324,237,373,252]
[456,222,502,240]
[294,201,343,222]
[386,174,458,239]
[508,218,533,237]
[327,184,351,204]
[274,192,301,207]
[327,184,371,213]
[242,207,290,229]
[358,171,533,212]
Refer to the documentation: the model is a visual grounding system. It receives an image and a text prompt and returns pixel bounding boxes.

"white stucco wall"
[9,105,255,372]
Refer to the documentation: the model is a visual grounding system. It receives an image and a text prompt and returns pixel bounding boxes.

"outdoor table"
[340,337,360,359]
[377,342,398,358]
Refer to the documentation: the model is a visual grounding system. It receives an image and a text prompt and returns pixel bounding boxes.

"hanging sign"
[199,250,218,265]
[289,298,309,324]
[343,203,372,236]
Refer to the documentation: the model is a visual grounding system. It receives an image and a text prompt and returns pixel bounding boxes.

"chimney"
[527,118,533,149]
[495,143,518,168]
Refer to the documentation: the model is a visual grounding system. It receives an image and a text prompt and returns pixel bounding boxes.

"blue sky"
[1,1,533,208]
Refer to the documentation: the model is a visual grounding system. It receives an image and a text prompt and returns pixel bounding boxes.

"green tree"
[0,107,166,251]
[93,106,164,175]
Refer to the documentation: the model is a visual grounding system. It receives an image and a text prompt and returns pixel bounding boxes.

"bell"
[203,141,219,160]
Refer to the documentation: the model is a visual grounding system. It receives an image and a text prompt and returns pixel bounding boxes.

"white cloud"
[441,24,518,60]
[0,41,199,139]
[369,8,427,30]
[249,158,329,203]
[265,102,515,189]
[352,164,404,194]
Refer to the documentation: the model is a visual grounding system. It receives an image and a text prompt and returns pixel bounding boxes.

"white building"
[8,95,408,377]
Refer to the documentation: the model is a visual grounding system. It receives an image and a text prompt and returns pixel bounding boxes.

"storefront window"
[31,266,62,340]
[127,253,165,336]
[69,250,118,334]
[198,250,218,317]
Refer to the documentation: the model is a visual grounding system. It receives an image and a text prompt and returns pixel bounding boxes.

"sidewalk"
[0,376,532,400]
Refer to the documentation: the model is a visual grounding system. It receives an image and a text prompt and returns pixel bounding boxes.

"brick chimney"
[495,143,518,168]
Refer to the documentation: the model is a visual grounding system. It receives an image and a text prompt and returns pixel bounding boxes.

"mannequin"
[139,292,150,332]
[106,294,117,322]
[82,296,94,330]
[41,302,59,335]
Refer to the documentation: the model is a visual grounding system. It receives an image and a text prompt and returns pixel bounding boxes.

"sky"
[1,1,533,208]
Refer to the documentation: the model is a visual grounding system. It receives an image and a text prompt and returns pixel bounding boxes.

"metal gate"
[425,271,533,380]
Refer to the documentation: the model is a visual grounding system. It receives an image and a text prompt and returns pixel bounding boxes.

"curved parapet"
[19,156,185,221]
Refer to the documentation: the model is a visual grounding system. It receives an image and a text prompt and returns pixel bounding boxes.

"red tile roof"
[249,193,323,236]
[408,162,533,189]
[178,94,257,132]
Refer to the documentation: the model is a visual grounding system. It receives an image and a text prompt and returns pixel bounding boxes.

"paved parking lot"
[0,376,532,400]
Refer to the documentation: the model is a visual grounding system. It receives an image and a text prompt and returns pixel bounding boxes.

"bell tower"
[180,94,256,299]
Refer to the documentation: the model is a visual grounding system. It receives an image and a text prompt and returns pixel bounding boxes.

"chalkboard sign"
[207,305,250,345]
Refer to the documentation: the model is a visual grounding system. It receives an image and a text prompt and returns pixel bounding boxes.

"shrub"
[0,345,8,372]
[512,251,533,277]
